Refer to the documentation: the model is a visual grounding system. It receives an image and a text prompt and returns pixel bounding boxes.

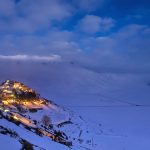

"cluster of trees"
[15,90,37,99]
[20,140,34,150]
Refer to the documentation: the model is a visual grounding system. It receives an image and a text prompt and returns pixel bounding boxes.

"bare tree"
[42,115,51,127]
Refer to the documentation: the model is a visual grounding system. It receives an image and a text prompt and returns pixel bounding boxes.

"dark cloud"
[0,30,81,57]
[77,24,150,72]
[0,0,16,17]
[77,15,115,34]
[0,0,73,32]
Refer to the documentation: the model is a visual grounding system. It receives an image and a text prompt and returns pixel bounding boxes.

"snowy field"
[0,61,150,150]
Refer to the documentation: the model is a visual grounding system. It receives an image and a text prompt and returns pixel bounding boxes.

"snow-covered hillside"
[0,61,150,150]
[0,79,96,150]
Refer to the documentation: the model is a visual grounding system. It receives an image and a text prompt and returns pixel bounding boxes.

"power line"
[93,93,142,106]
[63,93,150,109]
[65,104,150,108]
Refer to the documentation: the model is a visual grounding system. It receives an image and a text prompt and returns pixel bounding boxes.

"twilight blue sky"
[0,0,150,72]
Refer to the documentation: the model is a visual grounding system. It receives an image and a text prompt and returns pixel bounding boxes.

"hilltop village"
[0,80,72,147]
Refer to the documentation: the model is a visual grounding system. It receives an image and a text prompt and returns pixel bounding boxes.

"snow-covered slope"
[0,79,96,150]
[0,61,150,150]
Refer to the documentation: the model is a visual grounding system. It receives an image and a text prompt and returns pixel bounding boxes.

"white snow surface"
[0,61,150,150]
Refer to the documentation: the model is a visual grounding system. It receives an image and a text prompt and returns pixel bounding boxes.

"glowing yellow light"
[4,109,9,112]
[13,115,19,120]
[3,101,9,105]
